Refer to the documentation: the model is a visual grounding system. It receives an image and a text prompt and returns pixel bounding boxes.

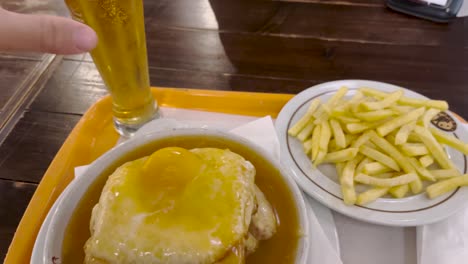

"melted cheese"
[84,148,256,264]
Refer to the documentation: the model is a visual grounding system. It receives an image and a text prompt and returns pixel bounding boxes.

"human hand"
[0,7,97,54]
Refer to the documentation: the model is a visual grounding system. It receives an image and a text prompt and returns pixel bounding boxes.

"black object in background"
[386,0,464,23]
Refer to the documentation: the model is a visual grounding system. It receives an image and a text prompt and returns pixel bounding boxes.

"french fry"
[334,115,361,124]
[407,132,423,143]
[354,153,364,163]
[368,131,422,193]
[323,148,359,163]
[389,184,409,198]
[310,125,321,161]
[426,174,468,199]
[408,157,435,181]
[355,173,418,187]
[313,106,330,125]
[343,134,358,148]
[297,121,315,142]
[376,107,425,137]
[336,162,345,177]
[363,162,393,175]
[359,87,448,110]
[330,119,346,149]
[385,134,397,145]
[398,97,448,111]
[410,176,423,195]
[331,107,346,117]
[349,90,364,101]
[361,90,403,111]
[328,139,341,152]
[303,138,313,154]
[368,131,415,174]
[394,122,415,145]
[429,127,468,155]
[313,87,349,124]
[288,98,321,136]
[358,87,388,98]
[420,108,440,128]
[330,135,357,151]
[400,143,429,156]
[346,123,373,134]
[390,105,414,114]
[314,151,326,166]
[428,169,462,179]
[373,172,399,178]
[333,92,364,115]
[313,104,327,120]
[342,91,364,110]
[359,145,400,171]
[363,140,378,149]
[351,96,369,113]
[328,87,349,106]
[419,155,434,168]
[351,131,372,148]
[315,121,331,166]
[356,187,389,205]
[319,121,332,152]
[413,126,456,169]
[340,158,360,205]
[356,157,372,174]
[425,100,449,110]
[354,109,395,122]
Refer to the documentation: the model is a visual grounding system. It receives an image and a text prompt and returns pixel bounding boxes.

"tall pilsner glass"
[65,0,158,136]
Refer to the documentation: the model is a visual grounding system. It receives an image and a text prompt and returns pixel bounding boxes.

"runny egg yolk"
[132,147,204,212]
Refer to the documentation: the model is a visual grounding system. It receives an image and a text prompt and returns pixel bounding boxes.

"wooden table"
[0,0,467,261]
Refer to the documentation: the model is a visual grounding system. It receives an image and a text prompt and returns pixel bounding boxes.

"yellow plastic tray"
[4,87,293,263]
[5,87,466,263]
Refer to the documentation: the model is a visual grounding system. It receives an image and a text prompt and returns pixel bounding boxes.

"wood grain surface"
[1,0,467,261]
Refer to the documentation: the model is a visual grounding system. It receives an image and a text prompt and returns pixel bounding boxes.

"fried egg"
[84,147,258,264]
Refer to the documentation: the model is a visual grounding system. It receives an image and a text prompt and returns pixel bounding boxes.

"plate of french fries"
[276,80,468,226]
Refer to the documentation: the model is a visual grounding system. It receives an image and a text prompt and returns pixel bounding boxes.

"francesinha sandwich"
[84,147,278,264]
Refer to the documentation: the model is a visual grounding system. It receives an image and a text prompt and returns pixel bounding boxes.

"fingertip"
[73,25,97,52]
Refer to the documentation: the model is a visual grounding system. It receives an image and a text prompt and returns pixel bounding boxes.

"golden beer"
[65,0,157,135]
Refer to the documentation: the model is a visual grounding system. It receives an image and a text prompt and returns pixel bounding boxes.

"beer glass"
[65,0,158,136]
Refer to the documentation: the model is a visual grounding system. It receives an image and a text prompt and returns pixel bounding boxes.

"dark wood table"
[0,0,467,261]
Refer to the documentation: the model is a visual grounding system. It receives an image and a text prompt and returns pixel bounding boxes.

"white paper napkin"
[426,0,448,6]
[458,0,468,17]
[229,116,281,161]
[74,116,343,264]
[430,0,468,18]
[229,117,342,264]
[417,207,468,264]
[417,122,468,264]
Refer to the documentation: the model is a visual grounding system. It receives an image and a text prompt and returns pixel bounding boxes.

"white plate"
[275,80,468,226]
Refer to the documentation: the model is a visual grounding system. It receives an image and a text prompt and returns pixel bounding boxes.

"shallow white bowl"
[37,128,310,264]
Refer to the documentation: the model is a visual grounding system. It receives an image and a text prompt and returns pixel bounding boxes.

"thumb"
[0,8,97,55]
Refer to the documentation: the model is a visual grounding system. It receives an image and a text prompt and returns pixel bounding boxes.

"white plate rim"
[275,79,468,227]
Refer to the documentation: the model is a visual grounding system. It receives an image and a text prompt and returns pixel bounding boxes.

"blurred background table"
[0,0,467,261]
